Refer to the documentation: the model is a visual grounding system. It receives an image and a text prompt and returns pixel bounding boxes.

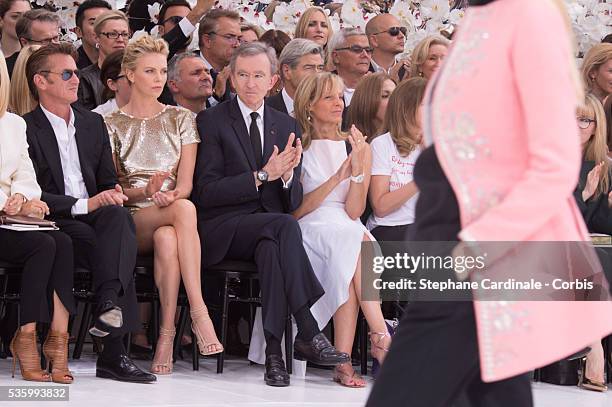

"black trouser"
[55,205,138,336]
[225,213,324,340]
[366,301,533,407]
[0,229,76,325]
[370,223,416,242]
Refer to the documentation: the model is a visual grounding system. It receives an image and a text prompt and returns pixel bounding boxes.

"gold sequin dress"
[104,105,200,213]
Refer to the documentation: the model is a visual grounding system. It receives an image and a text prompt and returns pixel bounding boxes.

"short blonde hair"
[410,35,449,78]
[579,93,609,198]
[294,7,333,46]
[294,72,345,150]
[93,10,129,35]
[0,49,8,117]
[581,43,612,93]
[9,45,39,116]
[122,34,169,80]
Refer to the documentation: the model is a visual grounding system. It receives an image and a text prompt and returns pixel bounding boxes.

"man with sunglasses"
[365,14,410,81]
[329,28,372,130]
[24,43,157,383]
[7,9,60,78]
[196,9,241,107]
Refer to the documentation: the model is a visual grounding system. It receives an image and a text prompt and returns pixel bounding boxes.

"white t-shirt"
[367,132,421,229]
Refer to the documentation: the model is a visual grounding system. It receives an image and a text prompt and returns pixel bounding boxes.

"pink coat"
[425,0,612,382]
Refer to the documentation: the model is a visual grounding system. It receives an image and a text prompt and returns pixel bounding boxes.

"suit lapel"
[32,106,65,194]
[73,108,96,196]
[229,98,257,170]
[263,106,279,164]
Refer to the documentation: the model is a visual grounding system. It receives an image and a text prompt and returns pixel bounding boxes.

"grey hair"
[278,39,323,80]
[229,41,277,75]
[167,52,203,83]
[328,27,366,51]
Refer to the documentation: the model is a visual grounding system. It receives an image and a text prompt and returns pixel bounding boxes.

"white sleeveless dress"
[299,139,375,329]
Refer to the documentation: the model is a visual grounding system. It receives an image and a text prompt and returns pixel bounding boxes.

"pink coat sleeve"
[459,0,582,243]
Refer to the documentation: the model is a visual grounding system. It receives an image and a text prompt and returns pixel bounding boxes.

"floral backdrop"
[36,0,612,57]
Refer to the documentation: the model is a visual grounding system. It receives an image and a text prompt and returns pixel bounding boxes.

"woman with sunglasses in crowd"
[78,10,130,110]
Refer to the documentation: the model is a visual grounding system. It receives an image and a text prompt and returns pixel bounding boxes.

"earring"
[419,71,423,77]
[95,43,100,49]
[307,114,312,122]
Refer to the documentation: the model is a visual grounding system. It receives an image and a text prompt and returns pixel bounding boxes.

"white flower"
[273,3,296,34]
[35,0,47,7]
[341,0,367,29]
[448,8,465,25]
[390,0,421,31]
[329,13,342,32]
[129,29,148,44]
[148,2,161,25]
[420,0,450,22]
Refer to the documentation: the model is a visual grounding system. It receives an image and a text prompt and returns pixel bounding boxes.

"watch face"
[258,171,268,182]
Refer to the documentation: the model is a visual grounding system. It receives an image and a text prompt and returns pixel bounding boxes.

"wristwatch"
[350,173,364,184]
[257,170,269,183]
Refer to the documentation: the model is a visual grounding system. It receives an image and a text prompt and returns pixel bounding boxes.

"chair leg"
[174,306,188,361]
[285,310,292,374]
[151,299,160,351]
[192,320,198,371]
[73,302,92,359]
[217,275,230,374]
[360,313,368,375]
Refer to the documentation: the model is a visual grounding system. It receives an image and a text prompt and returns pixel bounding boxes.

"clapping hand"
[152,189,179,208]
[334,157,352,182]
[145,172,169,199]
[583,162,604,202]
[3,193,25,215]
[263,132,299,182]
[347,125,367,176]
[281,133,302,182]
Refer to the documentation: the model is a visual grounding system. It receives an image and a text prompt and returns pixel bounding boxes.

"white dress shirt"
[236,96,293,188]
[344,87,355,107]
[178,17,196,38]
[281,88,295,117]
[40,105,89,215]
[199,54,220,108]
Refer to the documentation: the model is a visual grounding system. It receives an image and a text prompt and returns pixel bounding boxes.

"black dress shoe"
[96,353,157,383]
[294,333,350,366]
[264,355,290,387]
[89,300,123,338]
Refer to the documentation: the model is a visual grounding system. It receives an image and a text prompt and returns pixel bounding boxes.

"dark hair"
[0,0,29,19]
[197,8,240,45]
[158,0,191,25]
[127,0,159,33]
[75,0,112,29]
[16,9,59,42]
[99,49,124,102]
[26,42,76,101]
[603,34,612,44]
[259,29,291,59]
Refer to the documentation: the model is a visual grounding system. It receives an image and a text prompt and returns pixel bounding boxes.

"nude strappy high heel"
[151,327,176,375]
[190,306,223,356]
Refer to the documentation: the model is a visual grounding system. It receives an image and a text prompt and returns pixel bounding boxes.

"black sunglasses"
[336,45,373,54]
[160,15,183,26]
[38,69,79,81]
[373,26,407,37]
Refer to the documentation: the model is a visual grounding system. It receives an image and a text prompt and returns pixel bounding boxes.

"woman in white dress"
[292,72,391,387]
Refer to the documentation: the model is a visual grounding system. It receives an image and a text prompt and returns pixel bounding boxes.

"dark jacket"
[192,97,303,266]
[265,91,289,115]
[573,160,612,235]
[24,104,117,218]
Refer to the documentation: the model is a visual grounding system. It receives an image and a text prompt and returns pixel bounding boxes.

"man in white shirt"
[167,52,213,115]
[23,43,156,383]
[266,39,325,117]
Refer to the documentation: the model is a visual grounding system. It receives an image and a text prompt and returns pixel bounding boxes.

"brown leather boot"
[42,330,74,384]
[10,329,50,382]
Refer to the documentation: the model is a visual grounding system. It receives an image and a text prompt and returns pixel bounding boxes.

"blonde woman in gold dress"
[104,35,222,375]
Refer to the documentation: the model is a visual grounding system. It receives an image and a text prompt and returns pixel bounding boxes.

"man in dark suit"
[193,42,350,387]
[266,38,324,117]
[24,43,155,383]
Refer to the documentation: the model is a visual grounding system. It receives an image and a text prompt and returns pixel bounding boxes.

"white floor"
[0,352,611,407]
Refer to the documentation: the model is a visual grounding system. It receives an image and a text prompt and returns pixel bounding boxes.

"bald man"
[365,14,407,76]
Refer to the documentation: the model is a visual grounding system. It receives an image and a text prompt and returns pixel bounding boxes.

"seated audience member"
[346,72,395,142]
[605,95,612,155]
[104,35,222,375]
[573,93,609,392]
[74,0,112,70]
[292,72,391,387]
[197,9,241,106]
[294,6,332,62]
[329,28,371,108]
[581,43,612,104]
[24,43,155,383]
[0,0,31,70]
[240,23,261,43]
[93,49,129,115]
[78,10,129,110]
[8,44,39,115]
[409,35,449,81]
[266,38,324,116]
[9,9,59,77]
[259,29,292,95]
[0,53,75,385]
[365,13,409,81]
[367,78,425,241]
[167,52,213,115]
[193,42,350,387]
